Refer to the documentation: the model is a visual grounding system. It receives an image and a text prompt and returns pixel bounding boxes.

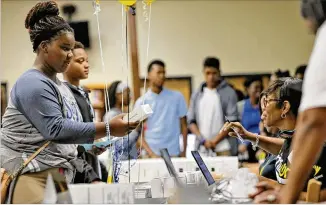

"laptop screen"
[160,148,178,177]
[191,151,215,186]
[160,148,183,187]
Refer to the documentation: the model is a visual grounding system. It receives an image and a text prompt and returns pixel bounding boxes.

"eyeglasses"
[263,98,281,107]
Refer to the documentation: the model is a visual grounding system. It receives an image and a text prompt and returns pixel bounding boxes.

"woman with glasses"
[256,91,278,181]
[222,77,326,199]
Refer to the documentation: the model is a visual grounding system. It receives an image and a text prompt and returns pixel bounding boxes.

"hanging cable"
[126,5,131,184]
[114,1,154,183]
[92,0,116,183]
[113,4,127,183]
[137,1,152,184]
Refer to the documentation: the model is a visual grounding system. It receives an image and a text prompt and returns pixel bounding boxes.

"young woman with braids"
[0,1,138,203]
[222,78,326,202]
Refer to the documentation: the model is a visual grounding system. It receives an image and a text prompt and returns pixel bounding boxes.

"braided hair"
[25,1,74,52]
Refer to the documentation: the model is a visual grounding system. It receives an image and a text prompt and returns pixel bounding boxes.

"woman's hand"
[238,144,248,153]
[221,122,250,139]
[249,181,281,204]
[109,114,140,137]
[204,140,215,149]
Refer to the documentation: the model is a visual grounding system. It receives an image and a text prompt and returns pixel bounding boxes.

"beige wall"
[1,0,315,91]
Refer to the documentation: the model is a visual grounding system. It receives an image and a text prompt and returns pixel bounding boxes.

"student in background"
[63,41,107,183]
[187,57,238,157]
[103,81,139,160]
[269,69,291,85]
[228,83,245,102]
[294,64,307,80]
[237,76,263,162]
[134,60,188,158]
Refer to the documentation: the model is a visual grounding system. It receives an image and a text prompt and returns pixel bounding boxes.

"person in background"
[63,41,107,183]
[281,0,326,203]
[237,76,263,162]
[134,60,188,158]
[187,57,238,157]
[103,81,139,160]
[0,1,138,203]
[269,69,291,85]
[294,64,307,80]
[228,83,245,102]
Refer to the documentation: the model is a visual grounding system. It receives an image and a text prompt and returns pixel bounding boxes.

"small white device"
[123,104,153,123]
[225,116,245,143]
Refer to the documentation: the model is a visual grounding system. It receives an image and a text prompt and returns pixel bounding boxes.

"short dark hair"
[74,41,85,50]
[273,69,291,78]
[147,59,165,73]
[203,57,220,70]
[295,64,307,75]
[244,76,263,88]
[265,77,303,117]
[25,1,74,52]
[301,1,326,28]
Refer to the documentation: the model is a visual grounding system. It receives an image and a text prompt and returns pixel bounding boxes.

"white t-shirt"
[300,21,326,112]
[198,87,230,152]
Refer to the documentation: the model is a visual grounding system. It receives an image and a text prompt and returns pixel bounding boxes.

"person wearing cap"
[103,81,139,161]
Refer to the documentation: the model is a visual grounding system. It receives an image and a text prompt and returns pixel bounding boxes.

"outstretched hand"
[204,140,215,149]
[220,121,249,139]
[109,113,140,137]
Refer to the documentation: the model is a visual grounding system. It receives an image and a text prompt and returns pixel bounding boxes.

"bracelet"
[252,134,259,151]
[105,121,110,137]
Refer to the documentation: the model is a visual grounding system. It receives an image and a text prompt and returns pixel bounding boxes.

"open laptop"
[160,149,211,203]
[191,151,216,186]
[160,148,183,187]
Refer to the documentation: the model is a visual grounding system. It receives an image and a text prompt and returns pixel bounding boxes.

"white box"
[123,104,153,123]
[89,184,104,204]
[68,184,89,204]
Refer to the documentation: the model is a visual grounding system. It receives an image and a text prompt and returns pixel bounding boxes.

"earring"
[281,113,286,119]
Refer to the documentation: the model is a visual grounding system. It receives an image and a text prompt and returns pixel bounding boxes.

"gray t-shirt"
[0,69,96,182]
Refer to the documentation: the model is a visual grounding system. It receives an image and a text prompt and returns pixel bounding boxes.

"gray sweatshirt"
[187,80,239,155]
[0,69,96,182]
